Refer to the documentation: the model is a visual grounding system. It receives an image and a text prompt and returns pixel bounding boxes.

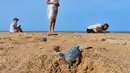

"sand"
[0,32,130,73]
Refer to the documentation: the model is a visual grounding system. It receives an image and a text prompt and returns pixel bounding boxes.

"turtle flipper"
[68,62,72,69]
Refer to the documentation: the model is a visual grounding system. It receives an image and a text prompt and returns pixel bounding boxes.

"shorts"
[87,29,95,33]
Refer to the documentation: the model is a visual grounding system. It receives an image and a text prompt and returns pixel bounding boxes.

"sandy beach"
[0,32,130,73]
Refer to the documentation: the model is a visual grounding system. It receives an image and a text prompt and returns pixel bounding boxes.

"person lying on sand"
[9,18,23,32]
[87,23,109,33]
[46,0,60,32]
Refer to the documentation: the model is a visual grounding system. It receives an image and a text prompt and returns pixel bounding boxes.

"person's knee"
[49,18,54,23]
[51,18,56,22]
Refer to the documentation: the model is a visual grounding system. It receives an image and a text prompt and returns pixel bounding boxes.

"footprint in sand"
[25,36,33,39]
[0,37,2,40]
[39,47,44,50]
[18,34,24,37]
[106,39,128,45]
[0,47,4,50]
[98,48,108,52]
[0,42,5,44]
[2,37,12,41]
[97,37,107,42]
[12,42,22,45]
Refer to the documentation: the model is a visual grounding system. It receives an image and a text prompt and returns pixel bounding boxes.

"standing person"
[46,0,60,32]
[87,23,109,33]
[9,18,23,32]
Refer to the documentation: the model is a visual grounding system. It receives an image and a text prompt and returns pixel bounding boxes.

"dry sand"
[0,32,130,73]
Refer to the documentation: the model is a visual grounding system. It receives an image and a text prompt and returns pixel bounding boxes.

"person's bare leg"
[49,19,53,32]
[19,27,23,32]
[16,27,23,32]
[51,19,56,32]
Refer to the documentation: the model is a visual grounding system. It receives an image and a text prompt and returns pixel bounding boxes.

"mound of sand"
[0,32,130,73]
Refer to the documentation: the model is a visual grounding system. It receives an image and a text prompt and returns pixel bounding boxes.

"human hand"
[57,3,60,7]
[53,2,57,5]
[54,2,60,7]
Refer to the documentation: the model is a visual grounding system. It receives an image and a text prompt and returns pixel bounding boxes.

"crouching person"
[87,23,109,33]
[9,18,23,32]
